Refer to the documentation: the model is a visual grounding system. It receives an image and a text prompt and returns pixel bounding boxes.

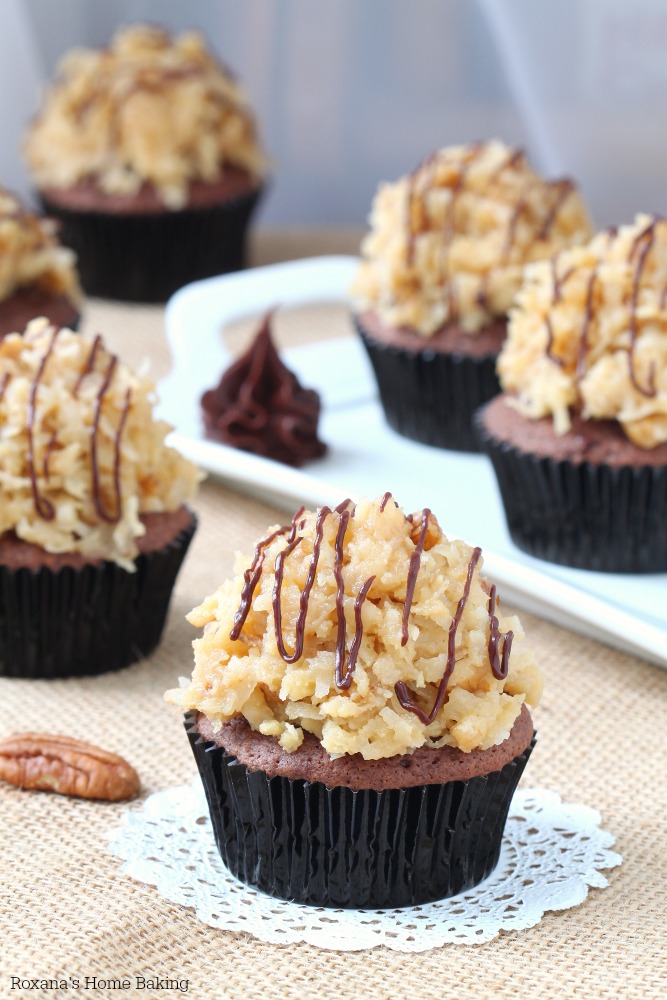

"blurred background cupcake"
[476,214,667,572]
[0,318,200,677]
[351,141,592,451]
[23,24,268,302]
[0,186,80,339]
[168,494,542,908]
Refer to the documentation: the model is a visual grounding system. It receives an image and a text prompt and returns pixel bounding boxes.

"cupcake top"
[351,140,592,336]
[201,311,327,467]
[0,189,80,304]
[0,318,200,567]
[498,214,667,448]
[24,25,268,210]
[167,495,542,760]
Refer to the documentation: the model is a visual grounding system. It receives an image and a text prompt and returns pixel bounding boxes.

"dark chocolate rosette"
[475,411,667,572]
[354,316,501,452]
[186,712,536,909]
[0,512,197,679]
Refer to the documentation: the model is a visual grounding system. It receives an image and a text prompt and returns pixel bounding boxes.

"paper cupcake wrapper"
[186,712,536,909]
[475,413,667,572]
[354,317,501,452]
[0,513,197,679]
[40,188,264,303]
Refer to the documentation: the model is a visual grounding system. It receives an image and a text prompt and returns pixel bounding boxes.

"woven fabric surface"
[1,253,666,1000]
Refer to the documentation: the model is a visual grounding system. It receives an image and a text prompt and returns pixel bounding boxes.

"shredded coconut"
[167,496,542,759]
[498,213,667,448]
[351,140,592,336]
[24,25,268,210]
[0,319,200,567]
[0,189,80,304]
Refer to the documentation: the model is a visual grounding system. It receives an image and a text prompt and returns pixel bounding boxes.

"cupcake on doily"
[0,318,200,677]
[476,213,667,572]
[351,141,591,450]
[0,188,81,339]
[23,25,268,302]
[167,494,543,908]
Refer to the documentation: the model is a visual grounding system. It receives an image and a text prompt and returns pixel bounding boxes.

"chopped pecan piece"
[0,733,140,801]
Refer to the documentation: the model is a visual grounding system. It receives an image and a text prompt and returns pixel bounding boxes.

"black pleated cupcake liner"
[39,187,264,303]
[475,410,667,572]
[354,316,501,452]
[186,712,536,909]
[0,512,197,679]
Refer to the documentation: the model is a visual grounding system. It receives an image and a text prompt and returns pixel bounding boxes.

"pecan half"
[0,733,140,801]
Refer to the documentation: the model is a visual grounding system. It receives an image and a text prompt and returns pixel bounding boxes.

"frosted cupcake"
[352,141,592,450]
[0,319,200,677]
[24,25,268,301]
[476,214,667,572]
[0,188,80,339]
[167,494,542,907]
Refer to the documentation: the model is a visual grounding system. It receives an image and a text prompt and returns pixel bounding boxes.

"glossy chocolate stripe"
[487,584,514,680]
[273,506,331,663]
[401,508,431,646]
[335,575,375,690]
[26,325,59,521]
[229,512,302,641]
[395,546,481,725]
[628,223,658,398]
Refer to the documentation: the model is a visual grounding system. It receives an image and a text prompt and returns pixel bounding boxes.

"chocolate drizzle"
[0,372,10,405]
[487,585,513,680]
[627,222,658,398]
[331,506,375,689]
[24,331,132,524]
[26,326,59,521]
[201,312,327,468]
[545,258,574,367]
[536,179,574,241]
[90,354,129,523]
[401,508,431,646]
[230,500,515,724]
[230,510,302,641]
[395,547,482,725]
[576,266,599,384]
[405,152,438,266]
[273,506,331,663]
[73,334,102,396]
[379,490,396,512]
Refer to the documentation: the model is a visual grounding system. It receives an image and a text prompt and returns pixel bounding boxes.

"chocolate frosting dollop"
[201,312,327,467]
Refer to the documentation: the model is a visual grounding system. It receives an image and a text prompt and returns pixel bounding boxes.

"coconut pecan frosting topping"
[0,188,80,304]
[0,319,200,567]
[499,213,667,448]
[167,495,542,760]
[351,140,592,336]
[24,25,268,210]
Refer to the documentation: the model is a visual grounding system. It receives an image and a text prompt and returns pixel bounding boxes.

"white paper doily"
[106,781,621,951]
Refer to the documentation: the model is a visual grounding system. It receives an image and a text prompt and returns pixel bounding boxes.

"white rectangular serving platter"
[159,256,667,669]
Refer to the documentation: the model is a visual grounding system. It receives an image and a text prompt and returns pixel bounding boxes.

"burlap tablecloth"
[1,235,666,1000]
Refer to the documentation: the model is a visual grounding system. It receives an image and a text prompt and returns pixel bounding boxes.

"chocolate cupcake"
[476,214,667,572]
[0,319,200,677]
[167,494,543,907]
[24,26,268,302]
[201,311,327,467]
[0,188,81,339]
[351,141,592,451]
